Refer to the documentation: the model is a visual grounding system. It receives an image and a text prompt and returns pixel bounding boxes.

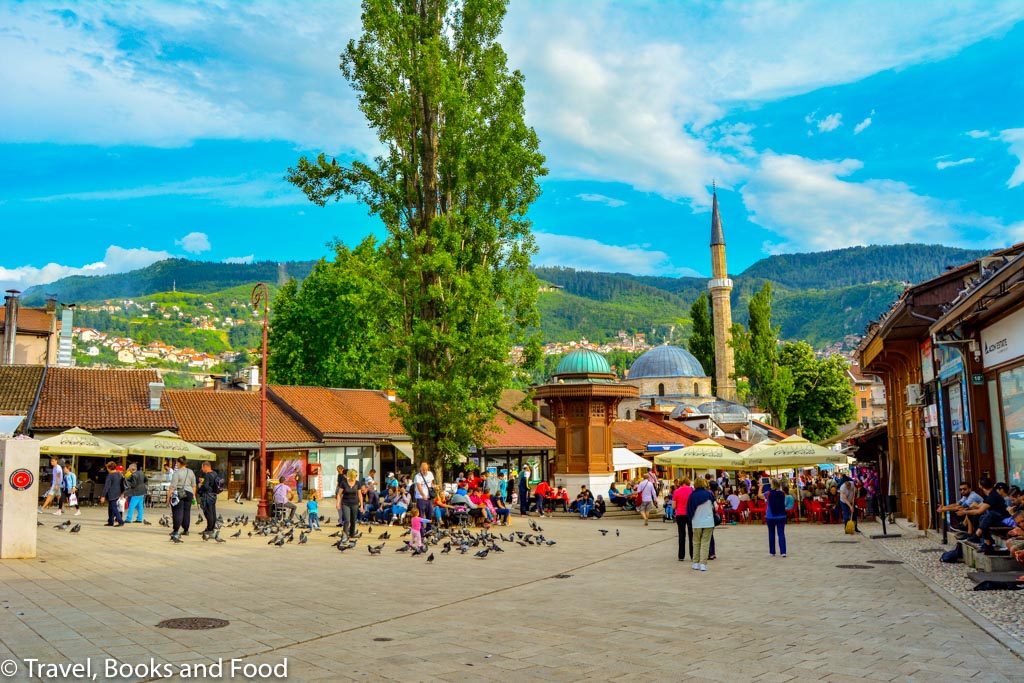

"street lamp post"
[251,283,270,520]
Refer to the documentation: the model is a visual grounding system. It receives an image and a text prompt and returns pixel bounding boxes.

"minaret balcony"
[708,278,733,290]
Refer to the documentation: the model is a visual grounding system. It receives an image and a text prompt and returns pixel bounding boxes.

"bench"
[967,571,1024,591]
[958,538,1020,572]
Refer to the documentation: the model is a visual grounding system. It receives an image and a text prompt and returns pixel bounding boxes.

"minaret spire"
[708,183,737,401]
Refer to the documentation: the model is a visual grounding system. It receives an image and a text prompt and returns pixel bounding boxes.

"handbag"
[68,493,78,507]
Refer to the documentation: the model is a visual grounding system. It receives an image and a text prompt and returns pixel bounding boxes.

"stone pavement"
[0,505,1020,682]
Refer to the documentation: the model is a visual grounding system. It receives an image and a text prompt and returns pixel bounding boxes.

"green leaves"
[779,341,856,442]
[733,283,793,429]
[286,0,544,469]
[688,292,715,391]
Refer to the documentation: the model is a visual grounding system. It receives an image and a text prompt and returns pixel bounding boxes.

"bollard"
[0,438,42,559]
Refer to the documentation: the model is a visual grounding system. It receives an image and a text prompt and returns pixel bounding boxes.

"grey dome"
[696,400,750,422]
[628,345,706,379]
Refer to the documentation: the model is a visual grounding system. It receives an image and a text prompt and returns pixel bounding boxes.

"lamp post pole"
[252,283,270,520]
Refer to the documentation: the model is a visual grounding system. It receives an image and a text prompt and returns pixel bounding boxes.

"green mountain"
[23,243,991,352]
[21,258,316,305]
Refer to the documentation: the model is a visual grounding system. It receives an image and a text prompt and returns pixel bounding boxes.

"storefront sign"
[924,404,938,429]
[920,339,935,383]
[981,307,1024,369]
[936,344,964,381]
[948,384,965,433]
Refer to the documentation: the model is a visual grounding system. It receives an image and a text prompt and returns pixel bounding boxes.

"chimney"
[3,289,19,365]
[386,389,397,402]
[148,382,165,410]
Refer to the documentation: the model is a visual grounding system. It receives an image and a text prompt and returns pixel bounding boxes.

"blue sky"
[1,1,1023,291]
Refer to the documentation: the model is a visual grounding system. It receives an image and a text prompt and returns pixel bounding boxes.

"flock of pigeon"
[46,510,624,561]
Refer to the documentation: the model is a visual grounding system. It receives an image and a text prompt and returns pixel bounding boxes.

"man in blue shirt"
[939,482,984,534]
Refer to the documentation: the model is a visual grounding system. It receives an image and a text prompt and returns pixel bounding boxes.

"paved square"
[1,507,1020,682]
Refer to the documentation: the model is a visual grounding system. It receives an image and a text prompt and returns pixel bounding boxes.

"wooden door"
[228,455,247,499]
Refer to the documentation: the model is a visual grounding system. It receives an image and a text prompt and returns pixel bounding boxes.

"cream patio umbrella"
[653,439,744,470]
[740,434,852,470]
[38,427,127,457]
[126,431,215,461]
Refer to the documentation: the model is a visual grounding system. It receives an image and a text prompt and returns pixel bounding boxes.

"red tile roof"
[612,419,693,452]
[0,365,44,416]
[0,307,57,335]
[636,410,752,452]
[165,390,317,445]
[483,410,555,449]
[32,367,176,431]
[269,385,406,437]
[751,418,788,441]
[498,389,554,435]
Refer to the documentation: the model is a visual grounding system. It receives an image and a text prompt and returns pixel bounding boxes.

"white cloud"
[223,255,255,265]
[999,128,1024,188]
[966,129,992,139]
[175,232,211,254]
[576,193,627,208]
[534,232,701,277]
[936,157,976,170]
[0,245,171,291]
[742,152,991,252]
[816,113,843,133]
[27,174,306,207]
[854,110,875,134]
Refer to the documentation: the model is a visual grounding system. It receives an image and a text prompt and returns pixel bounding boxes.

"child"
[306,492,321,530]
[410,514,429,550]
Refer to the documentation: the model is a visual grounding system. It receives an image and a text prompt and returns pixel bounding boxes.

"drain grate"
[553,574,573,579]
[835,564,874,570]
[156,617,229,630]
[866,559,903,565]
[373,637,393,642]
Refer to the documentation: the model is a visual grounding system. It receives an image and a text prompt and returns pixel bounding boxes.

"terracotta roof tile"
[0,365,44,416]
[32,367,176,431]
[165,390,317,445]
[269,385,406,437]
[612,419,692,452]
[751,418,788,441]
[483,410,555,449]
[0,308,57,335]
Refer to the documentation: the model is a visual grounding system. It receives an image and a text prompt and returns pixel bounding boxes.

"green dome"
[555,349,612,377]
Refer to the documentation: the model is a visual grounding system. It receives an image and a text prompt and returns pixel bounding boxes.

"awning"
[613,447,651,472]
[126,431,215,461]
[38,427,127,457]
[392,441,415,460]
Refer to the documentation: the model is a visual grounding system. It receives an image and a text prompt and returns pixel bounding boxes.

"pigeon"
[214,531,226,544]
[53,524,66,531]
[298,532,308,545]
[474,548,489,559]
[401,529,411,537]
[37,521,44,526]
[396,543,412,553]
[368,543,384,555]
[231,529,242,538]
[170,534,183,544]
[197,514,204,524]
[378,530,391,540]
[616,529,620,537]
[599,529,609,536]
[367,526,373,534]
[274,537,285,547]
[529,520,538,532]
[247,531,253,538]
[545,540,556,546]
[234,492,243,505]
[142,520,152,526]
[69,524,81,533]
[426,553,434,564]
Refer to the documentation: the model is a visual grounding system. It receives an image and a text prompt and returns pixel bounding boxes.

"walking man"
[167,457,196,539]
[198,461,220,533]
[124,462,148,523]
[100,461,124,527]
[517,467,530,516]
[637,473,659,527]
[414,461,435,522]
[40,456,64,514]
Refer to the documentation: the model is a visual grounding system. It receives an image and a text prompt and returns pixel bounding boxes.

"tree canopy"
[287,0,545,469]
[733,283,793,428]
[779,341,857,442]
[687,292,715,392]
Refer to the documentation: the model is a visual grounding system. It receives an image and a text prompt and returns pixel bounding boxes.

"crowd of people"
[939,477,1024,564]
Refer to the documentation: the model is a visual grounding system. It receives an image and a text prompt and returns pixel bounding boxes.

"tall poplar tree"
[687,292,716,392]
[288,0,546,471]
[733,283,793,427]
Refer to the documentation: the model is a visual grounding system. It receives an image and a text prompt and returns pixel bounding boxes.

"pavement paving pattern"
[0,506,1020,682]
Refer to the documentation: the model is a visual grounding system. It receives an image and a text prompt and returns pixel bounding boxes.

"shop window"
[989,379,1006,484]
[998,366,1024,488]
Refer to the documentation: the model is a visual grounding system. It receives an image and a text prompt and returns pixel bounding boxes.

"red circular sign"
[9,468,34,491]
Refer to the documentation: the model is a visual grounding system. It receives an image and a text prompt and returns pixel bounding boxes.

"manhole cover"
[835,564,874,570]
[828,540,859,544]
[156,617,229,630]
[373,637,393,642]
[866,560,903,565]
[919,548,946,553]
[553,574,573,579]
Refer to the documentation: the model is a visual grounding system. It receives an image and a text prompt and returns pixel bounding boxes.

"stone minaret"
[708,186,737,401]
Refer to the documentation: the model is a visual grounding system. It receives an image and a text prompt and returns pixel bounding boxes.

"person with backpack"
[167,457,197,539]
[100,461,125,527]
[124,462,148,523]
[198,461,221,534]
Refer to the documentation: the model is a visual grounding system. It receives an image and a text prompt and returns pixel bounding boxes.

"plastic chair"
[749,502,767,523]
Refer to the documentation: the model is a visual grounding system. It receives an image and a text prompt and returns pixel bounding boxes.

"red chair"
[805,499,828,524]
[749,501,767,523]
[725,502,745,523]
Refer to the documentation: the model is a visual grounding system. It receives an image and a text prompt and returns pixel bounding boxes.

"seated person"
[273,479,296,519]
[590,495,606,519]
[492,493,511,525]
[389,487,411,525]
[608,483,630,508]
[577,487,595,518]
[450,485,484,525]
[552,486,570,512]
[533,479,553,516]
[361,485,380,522]
[938,482,983,534]
[964,478,1010,554]
[662,494,674,520]
[433,489,451,527]
[471,489,495,525]
[783,487,796,515]
[726,489,741,511]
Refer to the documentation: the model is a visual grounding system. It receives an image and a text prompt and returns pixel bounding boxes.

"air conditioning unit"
[906,384,923,407]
